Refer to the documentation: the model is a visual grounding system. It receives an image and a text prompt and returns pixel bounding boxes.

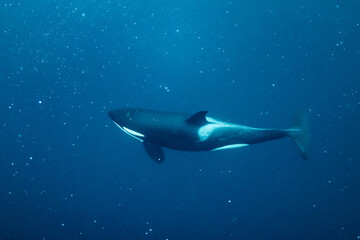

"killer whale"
[108,108,309,163]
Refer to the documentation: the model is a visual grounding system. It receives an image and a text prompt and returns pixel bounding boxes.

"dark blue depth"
[1,0,359,239]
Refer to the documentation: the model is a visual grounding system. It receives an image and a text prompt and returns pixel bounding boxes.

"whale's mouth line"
[113,121,144,142]
[122,127,145,137]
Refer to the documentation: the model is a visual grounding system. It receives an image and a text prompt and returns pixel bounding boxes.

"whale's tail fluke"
[287,110,310,159]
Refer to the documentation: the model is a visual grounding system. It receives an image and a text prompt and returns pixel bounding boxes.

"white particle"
[176,29,179,32]
[61,223,64,227]
[228,200,231,203]
[81,13,85,17]
[39,100,42,104]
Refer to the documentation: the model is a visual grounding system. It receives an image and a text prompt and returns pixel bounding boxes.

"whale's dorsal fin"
[143,142,164,163]
[186,111,208,125]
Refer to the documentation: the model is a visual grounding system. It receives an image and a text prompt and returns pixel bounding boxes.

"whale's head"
[108,109,145,141]
[108,109,130,126]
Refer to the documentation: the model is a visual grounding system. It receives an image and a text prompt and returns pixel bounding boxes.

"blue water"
[1,0,360,239]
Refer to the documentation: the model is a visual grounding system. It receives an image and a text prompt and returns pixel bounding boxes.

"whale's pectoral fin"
[143,142,164,163]
[186,111,209,125]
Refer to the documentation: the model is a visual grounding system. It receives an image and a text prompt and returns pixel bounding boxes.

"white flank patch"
[113,121,144,142]
[198,116,238,141]
[212,144,249,151]
[198,123,218,141]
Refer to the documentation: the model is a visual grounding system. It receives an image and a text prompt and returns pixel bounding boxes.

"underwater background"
[1,0,360,239]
